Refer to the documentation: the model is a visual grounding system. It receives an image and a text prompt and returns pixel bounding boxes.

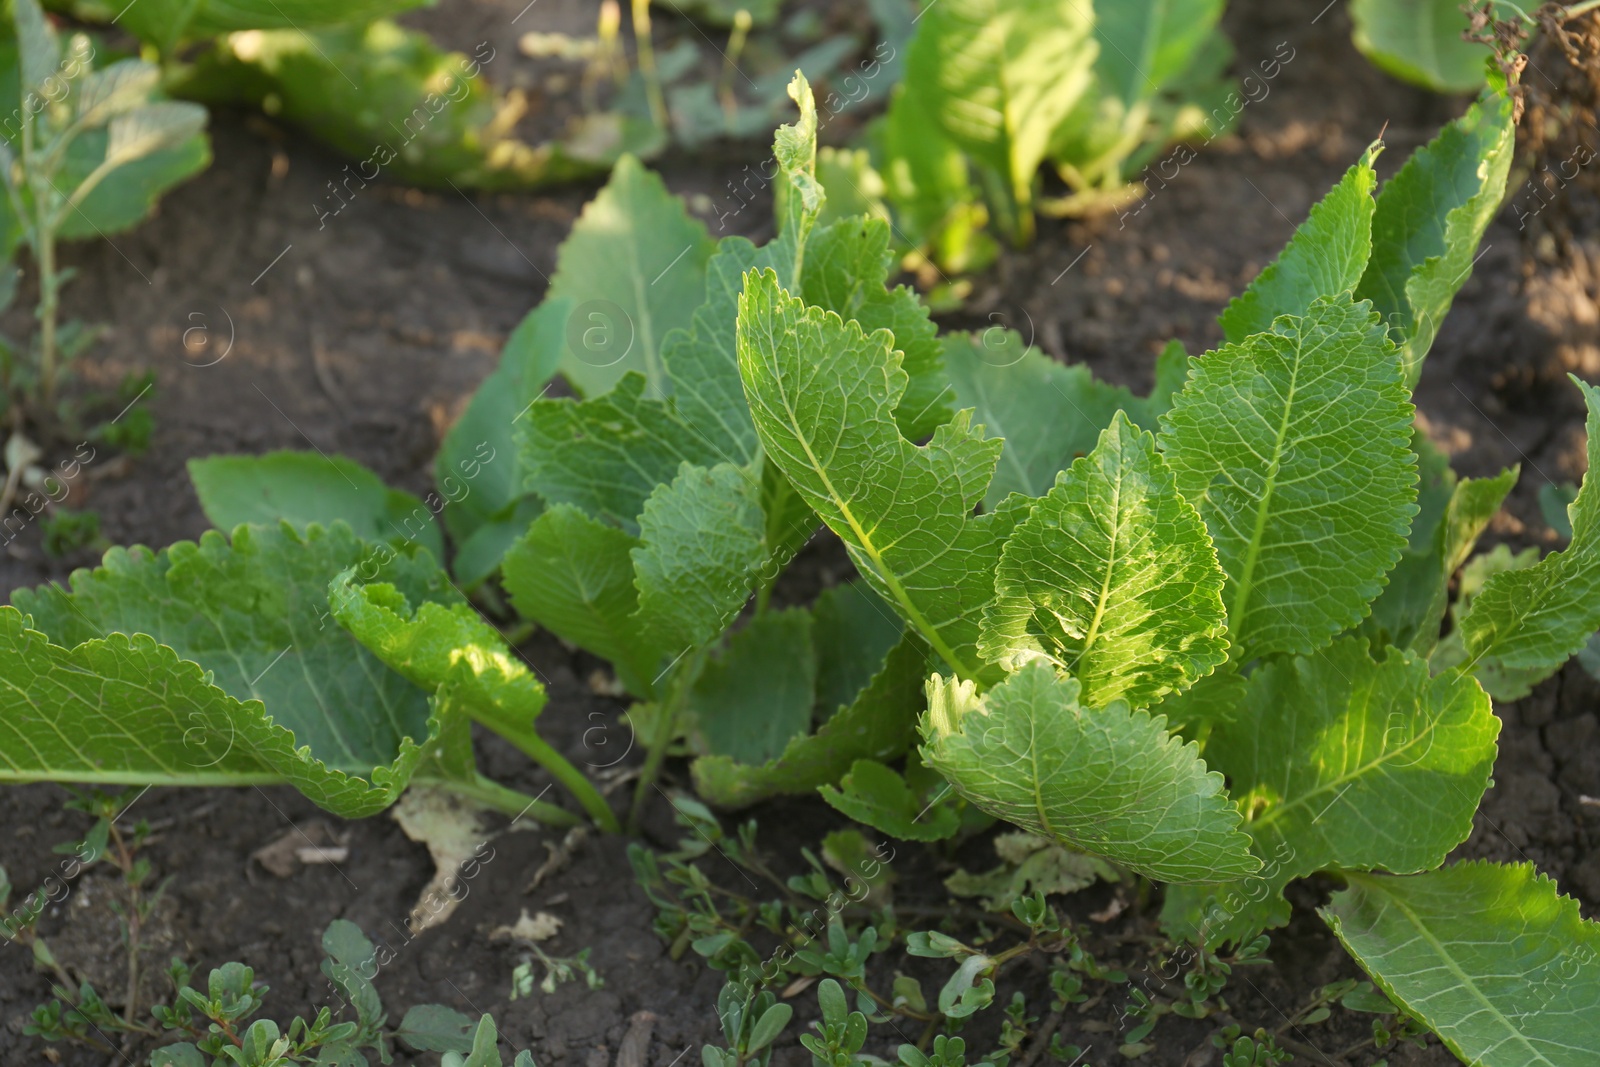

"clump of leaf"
[448,73,957,827]
[0,517,612,828]
[738,72,1600,1062]
[831,0,1235,267]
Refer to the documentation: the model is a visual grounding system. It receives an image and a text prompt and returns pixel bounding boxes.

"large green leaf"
[1349,0,1492,94]
[943,330,1186,509]
[2,524,454,817]
[188,451,444,564]
[176,23,649,191]
[548,154,715,397]
[693,633,928,808]
[1355,80,1515,386]
[633,463,766,655]
[1170,638,1497,945]
[1324,862,1600,1066]
[688,609,816,765]
[1157,294,1417,660]
[979,412,1228,709]
[811,581,904,720]
[903,0,1097,234]
[501,504,664,699]
[1219,150,1377,343]
[736,269,1017,683]
[434,298,569,586]
[517,76,823,528]
[873,84,993,273]
[1092,0,1225,106]
[800,216,952,441]
[1456,378,1600,690]
[921,661,1256,884]
[520,373,725,532]
[1365,446,1517,655]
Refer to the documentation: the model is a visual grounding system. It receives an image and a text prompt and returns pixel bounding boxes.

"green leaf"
[435,298,568,584]
[945,832,1116,912]
[1349,0,1492,94]
[324,560,614,834]
[692,633,928,808]
[458,1014,504,1067]
[501,504,663,699]
[398,1004,477,1053]
[1457,377,1600,688]
[800,216,952,441]
[942,330,1181,509]
[1219,149,1378,343]
[520,373,724,532]
[903,0,1097,234]
[0,40,210,251]
[119,0,428,42]
[1324,862,1600,1067]
[659,74,823,464]
[1092,0,1225,106]
[104,102,208,168]
[11,0,58,98]
[175,23,650,191]
[747,1003,793,1053]
[59,125,211,242]
[874,84,995,273]
[1176,637,1497,945]
[811,581,904,721]
[1,524,454,817]
[188,451,444,564]
[321,920,383,1028]
[549,154,716,397]
[689,609,817,765]
[1365,443,1517,655]
[819,759,961,842]
[151,1045,205,1067]
[737,270,1016,682]
[1158,293,1418,660]
[1432,544,1549,700]
[633,462,766,654]
[921,661,1257,884]
[1355,80,1515,386]
[980,412,1228,708]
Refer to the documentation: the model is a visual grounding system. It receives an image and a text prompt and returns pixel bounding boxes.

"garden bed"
[2,1,1597,1065]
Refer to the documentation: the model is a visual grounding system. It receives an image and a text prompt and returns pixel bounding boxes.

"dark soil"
[4,1,1599,1066]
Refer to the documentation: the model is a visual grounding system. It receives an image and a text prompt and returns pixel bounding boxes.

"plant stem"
[435,773,585,826]
[483,715,621,832]
[36,217,58,408]
[631,0,669,131]
[629,646,706,832]
[109,824,142,1030]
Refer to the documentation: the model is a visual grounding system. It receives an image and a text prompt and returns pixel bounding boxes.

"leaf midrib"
[1353,877,1558,1066]
[769,360,977,681]
[1069,464,1124,695]
[1230,340,1304,645]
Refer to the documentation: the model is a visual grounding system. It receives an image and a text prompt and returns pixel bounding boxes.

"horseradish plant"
[0,76,940,836]
[738,76,1600,1063]
[841,0,1236,267]
[0,0,208,412]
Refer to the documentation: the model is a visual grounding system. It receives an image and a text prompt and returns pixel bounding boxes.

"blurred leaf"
[188,450,444,563]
